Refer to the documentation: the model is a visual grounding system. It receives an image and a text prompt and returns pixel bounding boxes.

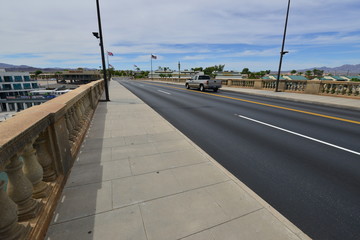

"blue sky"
[1,0,359,72]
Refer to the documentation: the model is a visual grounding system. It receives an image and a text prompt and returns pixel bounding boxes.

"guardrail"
[0,80,104,240]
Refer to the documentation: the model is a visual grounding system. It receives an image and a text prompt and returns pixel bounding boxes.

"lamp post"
[275,0,291,92]
[94,0,110,101]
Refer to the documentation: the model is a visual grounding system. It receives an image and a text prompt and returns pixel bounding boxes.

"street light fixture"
[275,0,291,92]
[94,0,110,101]
[92,32,100,39]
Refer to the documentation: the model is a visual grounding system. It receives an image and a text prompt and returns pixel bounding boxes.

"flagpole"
[106,51,110,69]
[151,54,153,80]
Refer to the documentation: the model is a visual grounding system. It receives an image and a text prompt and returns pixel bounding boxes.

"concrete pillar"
[278,81,286,91]
[5,155,40,221]
[0,181,30,240]
[254,80,262,89]
[22,143,51,199]
[305,80,321,94]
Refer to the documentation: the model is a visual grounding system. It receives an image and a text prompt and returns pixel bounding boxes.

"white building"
[0,69,42,112]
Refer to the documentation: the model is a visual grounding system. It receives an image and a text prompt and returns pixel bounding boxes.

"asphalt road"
[117,79,360,240]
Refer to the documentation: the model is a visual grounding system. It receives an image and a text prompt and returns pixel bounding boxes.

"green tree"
[312,68,324,77]
[34,70,43,79]
[241,68,251,78]
[191,67,203,72]
[291,70,297,74]
[305,70,312,79]
[204,65,225,77]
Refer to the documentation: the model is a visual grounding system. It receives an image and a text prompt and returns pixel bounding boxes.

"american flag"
[107,51,114,56]
[151,54,157,59]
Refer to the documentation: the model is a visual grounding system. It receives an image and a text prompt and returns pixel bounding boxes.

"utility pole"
[95,0,110,101]
[275,0,291,92]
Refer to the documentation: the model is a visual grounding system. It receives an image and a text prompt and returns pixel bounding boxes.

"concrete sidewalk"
[46,80,311,240]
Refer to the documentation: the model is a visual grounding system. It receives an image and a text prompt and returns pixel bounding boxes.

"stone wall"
[0,80,104,240]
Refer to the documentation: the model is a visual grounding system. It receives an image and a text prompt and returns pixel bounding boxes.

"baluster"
[80,99,89,123]
[33,132,57,182]
[353,85,358,96]
[295,82,299,91]
[334,85,340,95]
[327,84,332,94]
[70,108,80,134]
[321,84,326,93]
[329,84,335,94]
[77,101,86,126]
[0,181,30,240]
[5,155,40,221]
[353,85,360,96]
[22,142,51,199]
[65,112,75,143]
[346,85,351,96]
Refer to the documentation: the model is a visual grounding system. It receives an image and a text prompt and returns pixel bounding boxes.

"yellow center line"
[143,81,360,125]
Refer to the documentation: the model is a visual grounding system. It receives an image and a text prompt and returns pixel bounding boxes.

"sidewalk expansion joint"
[111,179,232,211]
[177,207,265,240]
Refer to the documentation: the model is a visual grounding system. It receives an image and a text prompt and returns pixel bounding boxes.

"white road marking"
[235,114,360,156]
[158,90,171,95]
[54,213,59,223]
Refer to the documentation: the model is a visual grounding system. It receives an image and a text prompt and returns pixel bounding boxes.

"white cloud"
[0,0,359,70]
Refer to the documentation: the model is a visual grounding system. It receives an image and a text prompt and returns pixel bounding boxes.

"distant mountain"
[0,63,96,72]
[296,64,360,75]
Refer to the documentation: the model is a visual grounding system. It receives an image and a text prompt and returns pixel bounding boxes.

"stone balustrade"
[320,81,360,97]
[148,78,360,98]
[0,80,104,240]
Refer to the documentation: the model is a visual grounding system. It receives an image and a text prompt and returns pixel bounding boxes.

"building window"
[13,84,23,90]
[24,76,31,82]
[31,83,38,88]
[1,103,6,111]
[0,76,2,82]
[23,83,31,89]
[8,103,15,111]
[4,76,13,82]
[3,84,12,90]
[14,76,23,82]
[17,103,24,111]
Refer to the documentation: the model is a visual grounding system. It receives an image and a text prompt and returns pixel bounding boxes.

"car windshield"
[198,76,210,80]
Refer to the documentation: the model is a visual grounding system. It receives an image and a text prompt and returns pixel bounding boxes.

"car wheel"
[186,84,190,89]
[213,88,218,92]
[200,85,205,92]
